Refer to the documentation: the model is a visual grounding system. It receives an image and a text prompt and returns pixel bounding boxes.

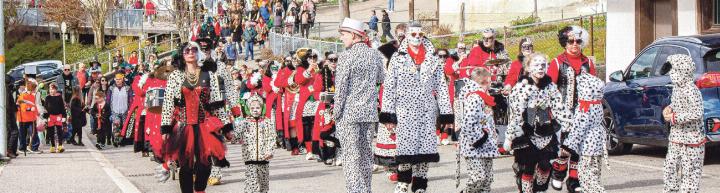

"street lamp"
[61,22,67,67]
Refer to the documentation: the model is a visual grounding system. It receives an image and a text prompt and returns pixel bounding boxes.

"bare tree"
[158,0,192,42]
[339,0,350,19]
[3,0,31,36]
[44,0,85,44]
[82,0,115,48]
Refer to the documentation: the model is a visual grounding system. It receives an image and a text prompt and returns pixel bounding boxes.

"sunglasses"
[309,55,318,59]
[521,45,534,50]
[64,69,71,71]
[328,58,338,62]
[568,39,583,45]
[438,54,447,58]
[410,32,425,37]
[183,47,199,54]
[483,37,495,42]
[101,79,107,82]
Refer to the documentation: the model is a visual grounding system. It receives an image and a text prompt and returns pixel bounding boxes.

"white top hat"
[338,18,366,37]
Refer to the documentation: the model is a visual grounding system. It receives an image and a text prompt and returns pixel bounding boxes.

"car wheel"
[604,106,632,155]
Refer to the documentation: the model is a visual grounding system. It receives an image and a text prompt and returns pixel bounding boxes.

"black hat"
[196,38,214,51]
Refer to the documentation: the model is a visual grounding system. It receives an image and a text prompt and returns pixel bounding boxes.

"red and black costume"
[120,75,146,152]
[457,42,509,80]
[160,69,233,193]
[273,65,299,153]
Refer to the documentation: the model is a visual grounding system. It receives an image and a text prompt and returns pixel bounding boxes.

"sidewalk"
[0,126,137,193]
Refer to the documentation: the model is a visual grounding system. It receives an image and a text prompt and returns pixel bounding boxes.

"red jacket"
[262,75,283,131]
[504,60,523,87]
[292,66,322,141]
[459,46,499,79]
[273,67,294,137]
[145,1,156,15]
[547,52,596,83]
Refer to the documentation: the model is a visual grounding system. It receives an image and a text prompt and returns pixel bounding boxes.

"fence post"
[579,15,583,26]
[590,15,594,57]
[503,26,508,47]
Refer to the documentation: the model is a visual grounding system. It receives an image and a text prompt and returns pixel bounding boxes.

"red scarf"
[466,91,496,107]
[407,44,426,66]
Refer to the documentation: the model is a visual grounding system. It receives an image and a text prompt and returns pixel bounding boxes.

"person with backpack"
[503,53,572,193]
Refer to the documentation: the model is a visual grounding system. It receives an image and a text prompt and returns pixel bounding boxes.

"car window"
[627,47,660,80]
[38,65,55,74]
[705,49,720,72]
[9,68,24,79]
[653,46,691,76]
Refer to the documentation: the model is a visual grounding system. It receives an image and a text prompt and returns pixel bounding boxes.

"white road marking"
[82,128,142,193]
[609,159,720,180]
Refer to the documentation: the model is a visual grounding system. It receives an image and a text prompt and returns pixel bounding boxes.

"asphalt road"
[2,125,719,193]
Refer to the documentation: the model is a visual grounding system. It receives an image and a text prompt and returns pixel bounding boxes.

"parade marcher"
[548,26,596,192]
[334,17,385,193]
[503,53,571,193]
[661,54,706,193]
[454,28,510,80]
[504,37,534,89]
[380,21,454,193]
[144,65,174,182]
[262,61,285,148]
[561,62,607,193]
[237,94,276,193]
[160,42,234,193]
[43,83,67,153]
[274,55,300,155]
[295,51,322,161]
[458,67,499,193]
[120,71,150,155]
[313,53,340,165]
[57,64,78,104]
[437,48,456,145]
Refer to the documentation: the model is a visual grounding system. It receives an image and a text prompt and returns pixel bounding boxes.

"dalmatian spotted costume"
[459,79,500,193]
[504,54,571,193]
[333,17,386,193]
[237,94,276,193]
[380,23,454,193]
[662,54,706,193]
[561,64,607,193]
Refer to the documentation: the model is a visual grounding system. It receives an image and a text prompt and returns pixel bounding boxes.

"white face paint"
[249,101,263,118]
[528,55,547,79]
[406,27,423,46]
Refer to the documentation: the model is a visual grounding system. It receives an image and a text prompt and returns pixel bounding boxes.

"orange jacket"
[16,92,38,122]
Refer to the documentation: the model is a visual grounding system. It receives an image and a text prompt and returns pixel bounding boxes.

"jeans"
[245,41,255,61]
[388,0,395,11]
[19,122,40,151]
[381,28,395,41]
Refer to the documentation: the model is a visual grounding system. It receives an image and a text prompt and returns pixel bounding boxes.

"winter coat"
[380,38,453,163]
[237,118,276,163]
[333,43,385,123]
[562,72,606,156]
[505,75,571,150]
[666,54,706,145]
[459,80,499,158]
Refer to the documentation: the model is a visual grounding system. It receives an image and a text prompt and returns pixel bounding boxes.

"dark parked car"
[604,34,720,155]
[7,60,64,87]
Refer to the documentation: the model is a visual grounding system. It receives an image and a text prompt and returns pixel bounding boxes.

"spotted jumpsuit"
[663,54,706,193]
[459,80,499,193]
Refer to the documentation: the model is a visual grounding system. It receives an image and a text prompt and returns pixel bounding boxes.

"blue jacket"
[225,44,238,60]
[369,15,378,31]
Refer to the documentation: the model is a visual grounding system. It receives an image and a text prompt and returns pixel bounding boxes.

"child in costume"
[237,94,276,193]
[459,67,499,193]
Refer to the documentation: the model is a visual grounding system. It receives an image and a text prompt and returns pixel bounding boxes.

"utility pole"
[459,2,465,42]
[409,0,415,20]
[0,0,8,160]
[534,0,538,17]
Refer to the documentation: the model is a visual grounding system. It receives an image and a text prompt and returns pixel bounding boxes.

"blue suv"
[604,34,720,155]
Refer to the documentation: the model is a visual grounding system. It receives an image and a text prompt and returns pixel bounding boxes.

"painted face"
[528,55,548,78]
[521,42,534,56]
[406,27,424,46]
[249,100,263,118]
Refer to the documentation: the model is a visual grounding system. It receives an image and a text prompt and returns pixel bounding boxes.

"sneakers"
[155,165,171,183]
[441,138,450,145]
[207,177,220,185]
[95,144,103,150]
[305,153,315,160]
[27,147,42,154]
[291,148,300,156]
[49,147,56,153]
[334,159,342,166]
[58,145,65,153]
[551,179,564,190]
[324,158,334,166]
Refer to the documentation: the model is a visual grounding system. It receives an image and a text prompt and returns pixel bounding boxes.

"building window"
[700,0,720,34]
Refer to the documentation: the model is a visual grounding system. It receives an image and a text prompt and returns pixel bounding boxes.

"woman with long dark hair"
[43,83,67,153]
[160,42,234,193]
[69,86,87,146]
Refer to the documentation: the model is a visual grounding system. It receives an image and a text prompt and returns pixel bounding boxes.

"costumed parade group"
[67,17,705,193]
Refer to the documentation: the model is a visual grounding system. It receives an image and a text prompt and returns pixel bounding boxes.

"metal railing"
[268,32,344,57]
[73,32,182,73]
